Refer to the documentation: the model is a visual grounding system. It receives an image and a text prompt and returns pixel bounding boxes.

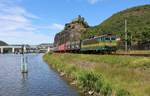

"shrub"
[101,83,112,96]
[65,64,77,77]
[116,89,131,96]
[94,76,104,92]
[77,70,100,90]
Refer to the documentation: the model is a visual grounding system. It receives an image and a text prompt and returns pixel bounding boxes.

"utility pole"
[125,19,128,53]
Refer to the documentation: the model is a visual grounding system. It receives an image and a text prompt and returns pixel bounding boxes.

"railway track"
[54,51,150,57]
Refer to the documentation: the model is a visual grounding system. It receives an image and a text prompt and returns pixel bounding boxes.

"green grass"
[117,50,150,54]
[43,53,150,96]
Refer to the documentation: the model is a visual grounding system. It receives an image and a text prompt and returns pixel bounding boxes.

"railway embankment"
[43,53,150,96]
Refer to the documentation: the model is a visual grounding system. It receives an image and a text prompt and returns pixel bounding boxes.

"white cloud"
[87,0,102,4]
[49,23,64,30]
[35,23,64,32]
[0,31,50,44]
[0,0,39,32]
[65,0,103,5]
[0,0,56,44]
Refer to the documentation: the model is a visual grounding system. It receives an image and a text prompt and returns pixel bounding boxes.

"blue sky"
[0,0,149,44]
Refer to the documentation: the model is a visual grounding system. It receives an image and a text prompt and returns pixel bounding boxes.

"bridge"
[0,43,54,54]
[0,45,27,54]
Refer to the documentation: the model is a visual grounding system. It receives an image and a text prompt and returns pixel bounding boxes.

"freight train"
[54,34,120,54]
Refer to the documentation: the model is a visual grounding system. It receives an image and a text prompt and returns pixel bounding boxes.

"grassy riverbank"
[43,53,150,96]
[116,50,150,54]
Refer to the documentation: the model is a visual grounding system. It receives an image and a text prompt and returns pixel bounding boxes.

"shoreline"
[45,60,83,96]
[43,53,101,96]
[43,53,150,96]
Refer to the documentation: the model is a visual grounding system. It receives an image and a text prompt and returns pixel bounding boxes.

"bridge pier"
[0,48,3,54]
[21,46,27,53]
[12,48,15,53]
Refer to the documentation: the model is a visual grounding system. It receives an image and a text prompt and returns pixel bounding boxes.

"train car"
[58,43,66,52]
[54,34,119,54]
[80,34,118,53]
[70,41,81,52]
[65,42,71,52]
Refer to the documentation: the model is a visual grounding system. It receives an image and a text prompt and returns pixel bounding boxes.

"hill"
[83,5,150,49]
[0,40,8,46]
[54,15,89,46]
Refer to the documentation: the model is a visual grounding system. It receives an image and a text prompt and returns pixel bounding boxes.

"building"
[37,43,54,53]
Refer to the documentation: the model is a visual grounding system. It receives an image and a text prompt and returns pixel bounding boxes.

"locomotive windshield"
[105,37,111,40]
[111,36,116,40]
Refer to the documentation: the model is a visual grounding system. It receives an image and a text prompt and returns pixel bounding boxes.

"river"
[0,54,79,96]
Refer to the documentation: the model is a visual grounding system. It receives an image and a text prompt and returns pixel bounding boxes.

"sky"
[0,0,149,45]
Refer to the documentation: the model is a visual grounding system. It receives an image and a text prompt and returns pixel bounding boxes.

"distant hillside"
[0,41,8,46]
[83,5,150,48]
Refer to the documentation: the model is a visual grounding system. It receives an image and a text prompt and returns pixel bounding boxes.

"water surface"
[0,54,79,96]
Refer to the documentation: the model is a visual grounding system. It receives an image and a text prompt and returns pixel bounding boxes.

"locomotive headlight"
[116,37,121,41]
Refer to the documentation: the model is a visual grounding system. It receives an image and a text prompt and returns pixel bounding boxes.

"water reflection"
[21,73,28,81]
[0,54,79,96]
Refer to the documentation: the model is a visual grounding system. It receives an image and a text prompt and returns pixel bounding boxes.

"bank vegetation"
[43,53,150,96]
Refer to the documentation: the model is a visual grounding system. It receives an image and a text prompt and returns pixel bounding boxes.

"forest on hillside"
[81,5,150,50]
